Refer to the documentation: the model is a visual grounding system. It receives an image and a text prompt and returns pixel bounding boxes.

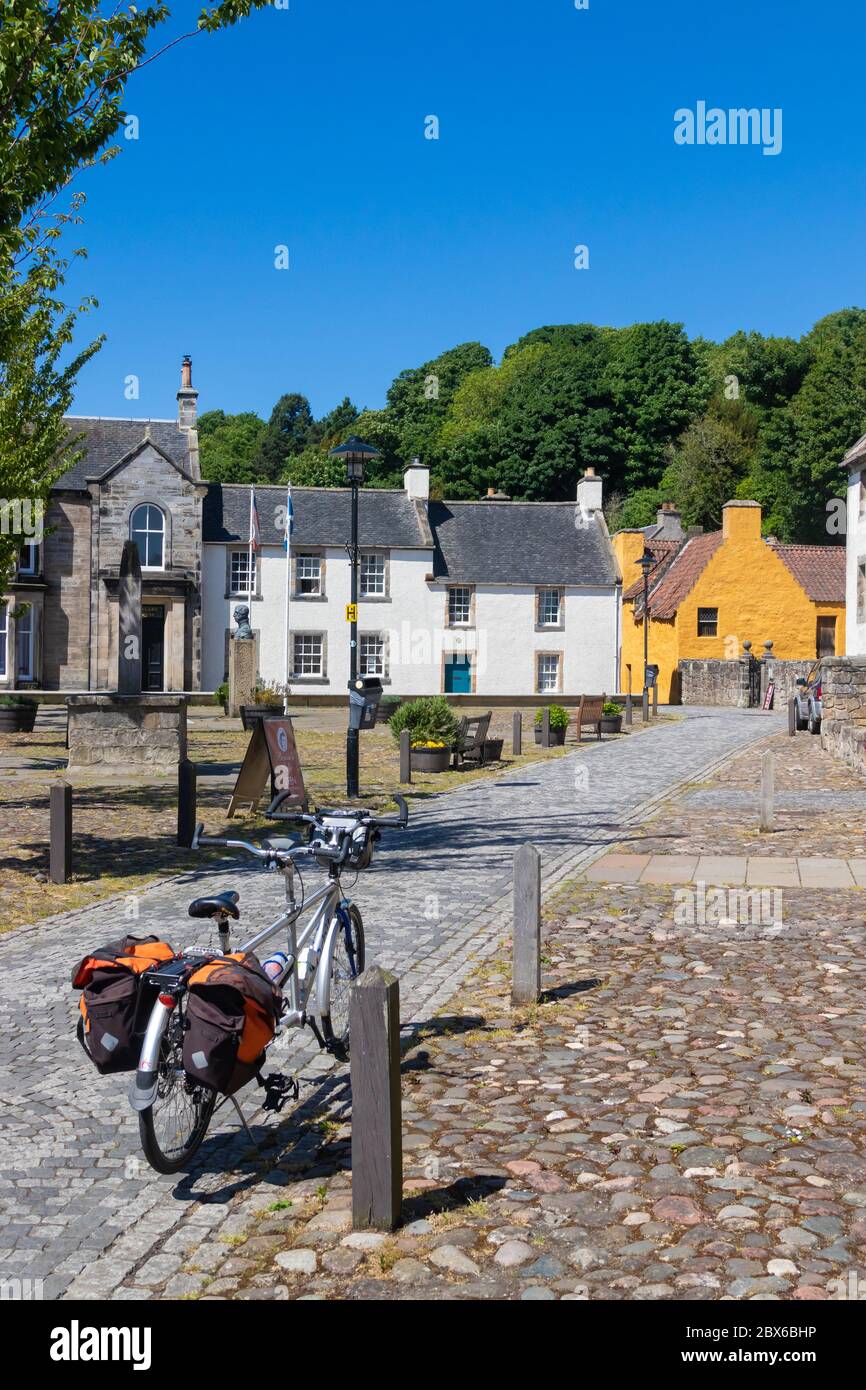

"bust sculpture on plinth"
[232,604,253,641]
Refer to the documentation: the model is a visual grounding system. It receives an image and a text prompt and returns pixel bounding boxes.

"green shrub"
[389,696,458,747]
[602,701,622,716]
[534,704,568,730]
[213,681,229,706]
[0,694,37,708]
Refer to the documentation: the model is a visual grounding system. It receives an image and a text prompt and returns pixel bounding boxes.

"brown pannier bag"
[71,935,176,1074]
[182,952,281,1096]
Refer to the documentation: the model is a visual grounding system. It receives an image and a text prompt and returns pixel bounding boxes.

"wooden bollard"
[625,692,633,727]
[759,750,775,833]
[351,966,403,1231]
[512,843,541,1007]
[788,697,797,737]
[512,711,522,756]
[642,688,649,723]
[399,728,412,784]
[652,682,658,718]
[177,759,197,848]
[541,708,551,749]
[50,781,72,884]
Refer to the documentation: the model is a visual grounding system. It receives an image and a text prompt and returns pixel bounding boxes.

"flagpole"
[283,482,292,704]
[248,486,254,623]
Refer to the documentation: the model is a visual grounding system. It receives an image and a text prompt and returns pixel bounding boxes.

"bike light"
[158,993,177,1009]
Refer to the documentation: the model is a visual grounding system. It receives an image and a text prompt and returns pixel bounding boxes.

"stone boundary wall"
[763,659,815,707]
[679,659,751,707]
[820,656,866,773]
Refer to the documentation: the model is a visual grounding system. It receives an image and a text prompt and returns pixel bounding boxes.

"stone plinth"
[66,695,187,771]
[228,637,256,718]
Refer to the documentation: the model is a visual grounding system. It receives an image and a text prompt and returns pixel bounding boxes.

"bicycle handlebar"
[191,793,409,868]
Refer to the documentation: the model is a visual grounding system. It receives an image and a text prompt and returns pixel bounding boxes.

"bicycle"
[128,794,409,1173]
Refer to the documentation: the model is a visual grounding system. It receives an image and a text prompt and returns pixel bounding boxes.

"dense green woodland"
[198,309,866,543]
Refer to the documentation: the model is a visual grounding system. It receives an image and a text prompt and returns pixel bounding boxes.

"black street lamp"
[638,548,654,690]
[328,435,380,798]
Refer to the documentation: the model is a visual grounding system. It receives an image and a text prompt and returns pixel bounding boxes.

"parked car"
[794,662,823,734]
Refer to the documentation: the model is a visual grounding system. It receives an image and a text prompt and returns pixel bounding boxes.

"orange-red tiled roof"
[769,543,846,603]
[643,531,724,619]
[622,539,681,602]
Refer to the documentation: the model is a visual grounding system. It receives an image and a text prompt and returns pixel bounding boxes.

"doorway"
[141,604,165,691]
[444,655,472,694]
[816,616,836,659]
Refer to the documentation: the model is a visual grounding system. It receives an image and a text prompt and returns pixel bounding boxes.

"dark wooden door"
[816,616,836,658]
[141,605,165,691]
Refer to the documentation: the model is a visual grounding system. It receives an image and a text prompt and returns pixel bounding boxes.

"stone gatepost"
[228,637,257,718]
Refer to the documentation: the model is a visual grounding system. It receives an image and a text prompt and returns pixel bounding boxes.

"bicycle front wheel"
[139,1019,216,1174]
[320,904,365,1059]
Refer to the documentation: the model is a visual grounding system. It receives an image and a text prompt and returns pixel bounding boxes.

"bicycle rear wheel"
[139,1015,216,1174]
[320,904,365,1060]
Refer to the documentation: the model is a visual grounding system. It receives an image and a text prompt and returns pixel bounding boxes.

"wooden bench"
[568,694,605,744]
[452,710,492,768]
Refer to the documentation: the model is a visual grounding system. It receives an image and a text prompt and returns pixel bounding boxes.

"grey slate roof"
[54,418,191,490]
[428,501,618,586]
[203,484,429,548]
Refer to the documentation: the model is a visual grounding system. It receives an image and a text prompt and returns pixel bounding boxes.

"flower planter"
[534,725,566,746]
[483,737,504,763]
[378,701,402,726]
[410,746,451,773]
[600,715,623,734]
[240,703,285,730]
[0,702,38,733]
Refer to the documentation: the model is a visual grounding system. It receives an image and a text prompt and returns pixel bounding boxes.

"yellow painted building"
[612,501,846,703]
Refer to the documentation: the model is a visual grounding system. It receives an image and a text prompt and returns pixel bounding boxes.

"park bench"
[568,694,605,744]
[451,710,493,768]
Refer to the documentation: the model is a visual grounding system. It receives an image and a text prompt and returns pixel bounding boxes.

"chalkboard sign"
[763,681,775,711]
[227,716,307,818]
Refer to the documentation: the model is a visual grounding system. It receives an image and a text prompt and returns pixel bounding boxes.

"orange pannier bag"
[182,952,281,1096]
[71,935,176,1074]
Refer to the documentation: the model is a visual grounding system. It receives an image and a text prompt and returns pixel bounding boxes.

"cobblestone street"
[0,707,790,1299]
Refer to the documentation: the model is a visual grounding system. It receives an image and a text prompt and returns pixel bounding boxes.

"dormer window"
[130,504,165,570]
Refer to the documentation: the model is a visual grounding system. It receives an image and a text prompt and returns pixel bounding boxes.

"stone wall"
[762,658,815,708]
[679,658,752,707]
[819,656,866,773]
[67,695,188,770]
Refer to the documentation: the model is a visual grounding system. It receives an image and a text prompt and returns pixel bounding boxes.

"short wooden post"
[512,843,541,1007]
[350,966,403,1231]
[652,682,658,718]
[788,697,797,737]
[399,728,412,784]
[625,692,633,727]
[759,750,775,833]
[512,711,522,756]
[49,781,72,885]
[177,759,197,848]
[541,708,551,749]
[642,688,649,722]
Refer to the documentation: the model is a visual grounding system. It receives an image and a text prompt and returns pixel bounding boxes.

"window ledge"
[290,676,329,684]
[359,594,391,603]
[292,593,326,602]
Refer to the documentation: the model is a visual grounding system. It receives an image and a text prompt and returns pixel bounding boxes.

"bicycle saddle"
[188,890,240,920]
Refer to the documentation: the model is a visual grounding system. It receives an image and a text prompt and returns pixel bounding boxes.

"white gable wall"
[846,468,866,654]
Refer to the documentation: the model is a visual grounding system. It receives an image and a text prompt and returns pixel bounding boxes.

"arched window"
[130,504,165,569]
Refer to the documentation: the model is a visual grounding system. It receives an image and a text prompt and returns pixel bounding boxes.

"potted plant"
[213,681,229,715]
[240,680,286,729]
[534,705,568,745]
[601,700,624,734]
[390,696,459,772]
[483,735,504,763]
[378,694,402,726]
[0,694,38,733]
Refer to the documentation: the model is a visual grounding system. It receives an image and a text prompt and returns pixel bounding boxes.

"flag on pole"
[249,488,261,551]
[283,482,294,549]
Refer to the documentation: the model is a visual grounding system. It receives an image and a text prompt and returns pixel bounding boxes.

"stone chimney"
[722,499,762,542]
[576,466,602,514]
[653,501,684,540]
[480,486,511,501]
[404,456,430,501]
[177,355,200,477]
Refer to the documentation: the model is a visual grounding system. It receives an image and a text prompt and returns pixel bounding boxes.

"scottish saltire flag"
[249,487,261,551]
[284,483,294,550]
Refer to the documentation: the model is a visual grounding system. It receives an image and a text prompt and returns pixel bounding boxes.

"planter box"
[534,725,566,746]
[600,715,623,734]
[0,703,37,733]
[240,703,285,730]
[483,737,504,762]
[410,746,451,773]
[378,702,402,726]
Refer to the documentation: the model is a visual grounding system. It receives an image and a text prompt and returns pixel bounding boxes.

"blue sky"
[66,0,866,423]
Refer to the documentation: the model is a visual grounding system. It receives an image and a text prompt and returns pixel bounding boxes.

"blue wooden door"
[445,656,472,693]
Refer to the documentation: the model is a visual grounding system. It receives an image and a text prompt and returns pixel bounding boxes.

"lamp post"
[638,548,654,691]
[328,435,380,798]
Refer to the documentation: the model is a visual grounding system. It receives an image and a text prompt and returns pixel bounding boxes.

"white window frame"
[0,603,8,680]
[130,504,165,571]
[448,586,472,626]
[359,632,387,678]
[296,554,322,596]
[538,588,562,627]
[537,652,560,694]
[360,552,386,597]
[292,632,324,678]
[18,542,39,576]
[229,549,256,596]
[16,605,34,681]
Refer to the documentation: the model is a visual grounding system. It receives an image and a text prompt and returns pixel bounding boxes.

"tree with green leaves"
[253,393,316,480]
[198,409,266,483]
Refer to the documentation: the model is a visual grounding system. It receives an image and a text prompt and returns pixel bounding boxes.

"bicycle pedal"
[261,1072,300,1113]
